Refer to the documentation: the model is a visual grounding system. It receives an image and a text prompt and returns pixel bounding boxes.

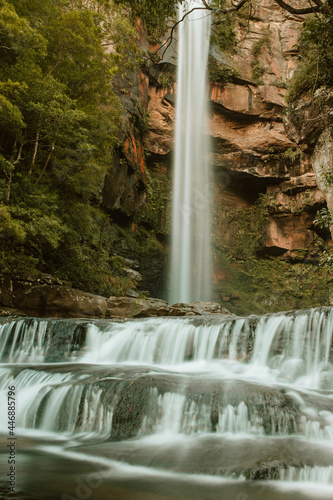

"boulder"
[126,289,140,298]
[123,268,142,283]
[106,297,170,318]
[0,274,107,318]
[169,302,231,316]
[0,274,233,319]
[12,284,108,318]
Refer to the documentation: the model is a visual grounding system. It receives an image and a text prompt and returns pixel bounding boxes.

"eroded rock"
[169,302,231,316]
[13,284,108,318]
[106,296,170,318]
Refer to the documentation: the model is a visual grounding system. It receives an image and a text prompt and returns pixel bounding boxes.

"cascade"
[1,308,333,499]
[169,0,212,303]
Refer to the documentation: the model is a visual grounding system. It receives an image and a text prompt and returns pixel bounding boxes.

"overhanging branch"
[155,0,327,63]
[201,0,213,10]
[159,6,210,59]
[159,0,249,60]
[273,0,324,14]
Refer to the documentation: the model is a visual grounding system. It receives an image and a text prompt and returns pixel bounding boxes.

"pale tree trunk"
[4,141,17,204]
[36,140,56,184]
[4,141,24,204]
[29,130,40,175]
[9,140,17,163]
[4,171,12,204]
[13,142,24,165]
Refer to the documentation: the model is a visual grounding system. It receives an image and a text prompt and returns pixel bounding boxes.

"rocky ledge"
[0,275,231,319]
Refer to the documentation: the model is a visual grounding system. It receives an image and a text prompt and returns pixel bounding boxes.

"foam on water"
[1,307,333,496]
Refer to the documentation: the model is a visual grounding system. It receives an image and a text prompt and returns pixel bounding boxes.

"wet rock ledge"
[0,275,231,319]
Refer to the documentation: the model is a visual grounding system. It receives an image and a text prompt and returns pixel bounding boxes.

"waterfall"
[169,0,212,304]
[1,309,333,499]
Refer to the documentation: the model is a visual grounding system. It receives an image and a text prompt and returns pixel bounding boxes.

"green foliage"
[251,30,270,83]
[252,63,264,83]
[134,164,170,233]
[289,189,314,215]
[208,56,237,85]
[227,194,269,261]
[288,4,333,102]
[157,66,176,90]
[114,0,181,45]
[320,165,333,187]
[211,12,237,54]
[0,202,25,242]
[314,207,332,230]
[215,187,332,315]
[214,249,332,316]
[128,98,150,135]
[0,0,141,297]
[261,147,302,165]
[0,92,24,133]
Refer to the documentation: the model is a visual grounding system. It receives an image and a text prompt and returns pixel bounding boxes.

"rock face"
[97,1,333,302]
[102,20,150,220]
[144,0,330,268]
[285,88,333,238]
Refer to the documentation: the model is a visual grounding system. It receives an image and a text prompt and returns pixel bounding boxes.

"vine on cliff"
[288,2,333,102]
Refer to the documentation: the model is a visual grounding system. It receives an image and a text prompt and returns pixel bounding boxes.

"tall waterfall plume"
[169,1,212,304]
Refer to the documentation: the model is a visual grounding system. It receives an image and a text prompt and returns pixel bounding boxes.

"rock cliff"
[101,0,333,310]
[147,0,330,257]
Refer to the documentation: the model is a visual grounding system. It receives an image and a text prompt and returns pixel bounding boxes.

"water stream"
[169,0,212,303]
[1,307,333,499]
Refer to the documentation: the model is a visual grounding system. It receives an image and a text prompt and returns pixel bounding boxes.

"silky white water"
[1,308,333,498]
[169,0,212,303]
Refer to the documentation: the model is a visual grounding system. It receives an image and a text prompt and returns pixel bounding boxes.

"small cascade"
[280,466,333,483]
[216,402,265,435]
[302,413,333,440]
[0,318,50,363]
[1,307,333,499]
[2,307,332,388]
[0,316,87,363]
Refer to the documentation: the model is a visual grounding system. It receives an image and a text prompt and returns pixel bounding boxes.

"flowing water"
[1,307,333,499]
[169,0,212,303]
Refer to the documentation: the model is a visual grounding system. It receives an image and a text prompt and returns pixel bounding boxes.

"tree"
[0,0,131,294]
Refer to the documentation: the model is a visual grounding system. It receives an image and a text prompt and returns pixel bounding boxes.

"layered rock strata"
[145,0,329,262]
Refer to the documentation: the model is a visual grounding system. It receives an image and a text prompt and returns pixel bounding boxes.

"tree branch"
[159,6,209,60]
[154,0,327,63]
[159,0,249,60]
[29,130,40,175]
[309,0,324,6]
[201,0,213,10]
[273,0,324,15]
[36,140,56,184]
[13,142,24,165]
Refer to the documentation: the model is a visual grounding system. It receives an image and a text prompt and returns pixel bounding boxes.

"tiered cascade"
[0,308,333,499]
